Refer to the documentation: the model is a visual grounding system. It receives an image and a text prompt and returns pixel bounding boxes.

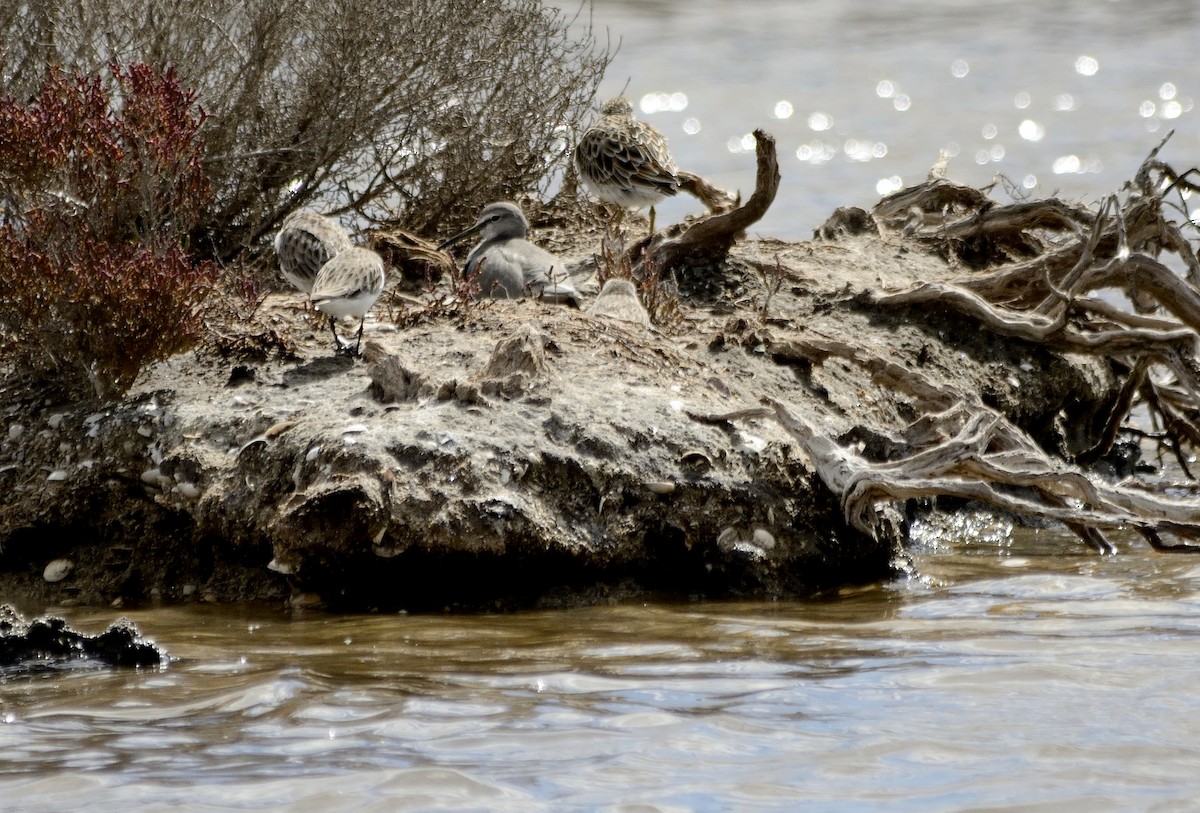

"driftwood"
[676,170,738,214]
[870,136,1200,475]
[776,399,1200,553]
[367,228,457,291]
[633,129,780,274]
[714,136,1200,555]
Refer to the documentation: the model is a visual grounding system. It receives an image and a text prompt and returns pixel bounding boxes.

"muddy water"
[4,523,1200,811]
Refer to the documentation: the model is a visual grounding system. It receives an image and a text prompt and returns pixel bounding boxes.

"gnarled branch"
[634,129,780,274]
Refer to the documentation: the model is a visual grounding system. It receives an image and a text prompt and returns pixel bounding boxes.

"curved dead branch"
[867,282,1197,355]
[676,171,738,214]
[634,129,780,274]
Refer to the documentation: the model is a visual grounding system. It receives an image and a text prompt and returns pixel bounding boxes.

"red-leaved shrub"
[0,62,217,401]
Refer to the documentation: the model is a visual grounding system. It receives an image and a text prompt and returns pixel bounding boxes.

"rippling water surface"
[586,0,1198,240]
[5,527,1200,811]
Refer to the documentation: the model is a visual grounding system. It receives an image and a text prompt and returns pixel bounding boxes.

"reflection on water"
[5,526,1200,811]
[586,0,1198,240]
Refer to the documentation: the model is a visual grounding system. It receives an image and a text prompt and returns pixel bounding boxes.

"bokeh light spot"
[807,112,832,131]
[640,92,688,114]
[796,141,837,164]
[1053,155,1081,174]
[1018,119,1045,141]
[876,176,903,195]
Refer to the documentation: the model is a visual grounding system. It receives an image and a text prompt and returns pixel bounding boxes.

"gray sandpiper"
[437,201,578,304]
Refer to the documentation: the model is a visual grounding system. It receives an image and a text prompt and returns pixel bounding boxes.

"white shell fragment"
[43,558,73,583]
[141,467,172,490]
[268,558,296,575]
[752,528,777,550]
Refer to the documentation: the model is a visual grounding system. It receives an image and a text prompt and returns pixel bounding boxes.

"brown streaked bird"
[274,210,354,294]
[586,278,652,327]
[309,246,386,356]
[575,96,680,233]
[437,201,579,305]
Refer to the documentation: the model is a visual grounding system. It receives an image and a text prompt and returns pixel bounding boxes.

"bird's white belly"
[314,291,377,319]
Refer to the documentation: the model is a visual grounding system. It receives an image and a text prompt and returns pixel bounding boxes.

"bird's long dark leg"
[648,205,657,235]
[352,318,365,356]
[328,316,349,354]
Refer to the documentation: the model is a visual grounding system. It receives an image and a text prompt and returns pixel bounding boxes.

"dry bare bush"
[2,0,610,262]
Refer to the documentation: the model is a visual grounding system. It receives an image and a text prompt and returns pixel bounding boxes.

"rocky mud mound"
[4,139,1200,610]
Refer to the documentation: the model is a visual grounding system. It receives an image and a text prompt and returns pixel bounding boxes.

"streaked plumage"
[575,97,679,231]
[586,278,652,327]
[274,210,354,294]
[310,246,386,355]
[437,202,578,304]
